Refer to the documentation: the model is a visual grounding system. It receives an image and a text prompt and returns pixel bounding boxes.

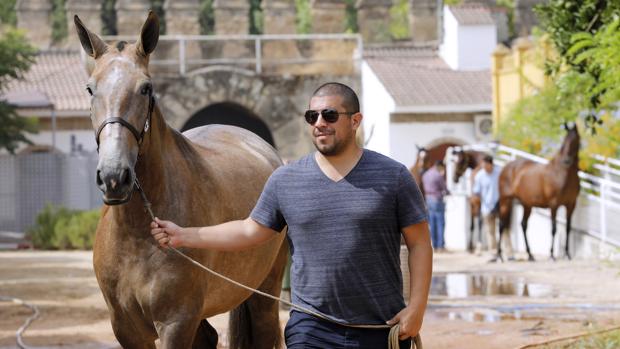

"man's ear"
[352,112,363,130]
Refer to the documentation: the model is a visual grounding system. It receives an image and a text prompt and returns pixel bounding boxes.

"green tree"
[295,0,311,34]
[199,0,214,35]
[249,0,263,34]
[0,0,16,26]
[534,0,620,130]
[101,0,117,35]
[344,0,358,33]
[0,28,37,154]
[389,0,410,40]
[51,0,68,44]
[150,0,166,34]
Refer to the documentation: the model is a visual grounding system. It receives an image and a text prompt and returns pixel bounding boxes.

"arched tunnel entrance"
[181,102,275,147]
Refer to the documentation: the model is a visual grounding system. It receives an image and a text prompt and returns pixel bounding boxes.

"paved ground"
[0,249,619,348]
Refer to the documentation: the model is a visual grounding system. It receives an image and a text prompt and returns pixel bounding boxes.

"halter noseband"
[94,95,155,151]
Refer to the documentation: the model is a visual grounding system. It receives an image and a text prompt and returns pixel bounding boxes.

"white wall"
[389,121,476,168]
[361,61,395,157]
[439,6,496,71]
[439,6,459,70]
[458,25,496,70]
[24,130,97,154]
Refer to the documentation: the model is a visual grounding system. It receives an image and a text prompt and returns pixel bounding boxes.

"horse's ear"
[415,144,421,151]
[137,11,159,57]
[74,15,107,59]
[562,122,569,131]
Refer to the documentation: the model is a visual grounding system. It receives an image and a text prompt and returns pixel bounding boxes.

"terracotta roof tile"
[364,45,491,108]
[448,3,495,26]
[4,50,90,113]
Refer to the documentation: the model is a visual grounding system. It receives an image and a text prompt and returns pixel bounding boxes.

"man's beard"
[313,134,351,156]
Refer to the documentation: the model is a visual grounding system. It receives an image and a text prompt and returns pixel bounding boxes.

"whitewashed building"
[362,3,497,169]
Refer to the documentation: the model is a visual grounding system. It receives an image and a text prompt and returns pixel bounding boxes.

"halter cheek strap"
[95,95,155,151]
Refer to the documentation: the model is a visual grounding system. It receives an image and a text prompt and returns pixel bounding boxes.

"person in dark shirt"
[422,160,448,252]
[150,82,433,348]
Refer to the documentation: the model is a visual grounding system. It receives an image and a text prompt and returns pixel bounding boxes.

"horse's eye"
[86,87,93,96]
[141,84,152,96]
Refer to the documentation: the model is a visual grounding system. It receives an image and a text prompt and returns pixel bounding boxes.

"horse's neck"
[467,153,479,169]
[549,149,579,186]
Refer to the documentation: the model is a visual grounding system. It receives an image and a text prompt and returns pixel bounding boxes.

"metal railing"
[83,34,363,76]
[446,143,620,248]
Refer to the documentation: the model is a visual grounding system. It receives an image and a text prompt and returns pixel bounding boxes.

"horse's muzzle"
[97,167,135,205]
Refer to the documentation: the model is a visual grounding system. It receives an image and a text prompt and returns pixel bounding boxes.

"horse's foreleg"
[468,211,475,253]
[565,203,576,260]
[109,312,156,349]
[158,319,202,349]
[522,206,534,261]
[550,208,558,261]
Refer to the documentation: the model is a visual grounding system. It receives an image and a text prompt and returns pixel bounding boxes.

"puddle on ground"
[427,306,616,324]
[430,273,555,298]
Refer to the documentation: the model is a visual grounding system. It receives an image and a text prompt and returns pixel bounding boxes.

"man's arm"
[150,217,279,251]
[387,221,433,340]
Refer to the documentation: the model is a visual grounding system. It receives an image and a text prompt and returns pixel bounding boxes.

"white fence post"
[179,37,186,76]
[255,37,262,74]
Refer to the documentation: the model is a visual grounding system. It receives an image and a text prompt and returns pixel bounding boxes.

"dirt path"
[0,250,618,348]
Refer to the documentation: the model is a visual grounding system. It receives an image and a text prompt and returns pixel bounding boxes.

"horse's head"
[560,122,580,167]
[415,145,429,168]
[74,12,159,205]
[452,149,467,183]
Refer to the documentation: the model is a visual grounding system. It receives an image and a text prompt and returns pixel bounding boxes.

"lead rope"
[135,179,422,349]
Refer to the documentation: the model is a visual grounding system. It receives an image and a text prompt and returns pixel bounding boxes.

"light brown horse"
[497,123,580,261]
[75,12,288,349]
[410,145,431,197]
[452,149,486,252]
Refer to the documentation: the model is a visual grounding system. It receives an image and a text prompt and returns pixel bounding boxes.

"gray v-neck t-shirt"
[250,149,427,324]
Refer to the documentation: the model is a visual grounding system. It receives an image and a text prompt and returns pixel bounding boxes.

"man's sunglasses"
[304,109,356,125]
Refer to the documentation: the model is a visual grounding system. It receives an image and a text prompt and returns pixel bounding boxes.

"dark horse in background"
[410,145,431,197]
[452,149,486,252]
[497,123,580,262]
[75,12,288,349]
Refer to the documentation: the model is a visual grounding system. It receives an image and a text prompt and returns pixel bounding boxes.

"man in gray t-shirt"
[151,82,433,348]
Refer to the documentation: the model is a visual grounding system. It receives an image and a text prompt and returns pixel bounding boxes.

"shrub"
[53,209,100,250]
[28,205,100,250]
[27,204,75,249]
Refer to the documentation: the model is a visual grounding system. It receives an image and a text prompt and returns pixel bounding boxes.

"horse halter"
[93,95,155,206]
[94,95,155,152]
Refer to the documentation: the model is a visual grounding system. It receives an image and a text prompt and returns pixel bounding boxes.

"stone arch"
[156,66,360,161]
[181,102,275,147]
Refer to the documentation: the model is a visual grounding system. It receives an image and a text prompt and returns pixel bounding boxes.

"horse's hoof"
[488,256,501,263]
[528,255,536,262]
[548,256,555,262]
[507,256,516,262]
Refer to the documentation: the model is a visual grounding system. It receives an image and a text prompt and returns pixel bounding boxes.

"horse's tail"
[229,301,253,349]
[229,239,288,349]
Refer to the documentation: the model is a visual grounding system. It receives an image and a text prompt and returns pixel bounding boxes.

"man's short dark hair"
[312,82,360,114]
[483,155,494,164]
[435,160,445,167]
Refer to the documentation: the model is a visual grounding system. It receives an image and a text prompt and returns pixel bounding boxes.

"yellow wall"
[491,37,553,133]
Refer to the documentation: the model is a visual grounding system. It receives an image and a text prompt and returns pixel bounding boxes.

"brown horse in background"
[76,12,287,349]
[410,145,431,197]
[497,123,580,261]
[452,149,486,252]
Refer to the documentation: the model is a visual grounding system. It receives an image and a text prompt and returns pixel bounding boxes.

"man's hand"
[150,217,184,248]
[386,304,424,340]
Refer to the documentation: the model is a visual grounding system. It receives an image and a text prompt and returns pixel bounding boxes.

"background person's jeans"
[426,197,445,249]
